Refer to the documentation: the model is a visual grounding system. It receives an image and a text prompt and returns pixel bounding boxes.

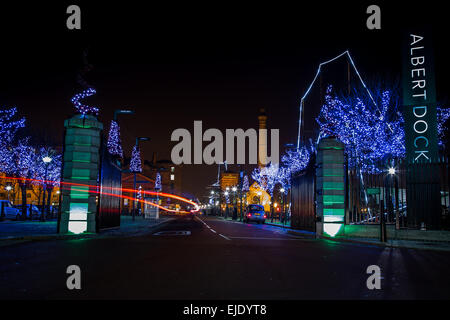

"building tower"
[258,107,268,168]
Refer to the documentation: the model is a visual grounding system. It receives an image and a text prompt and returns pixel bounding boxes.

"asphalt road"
[1,215,450,299]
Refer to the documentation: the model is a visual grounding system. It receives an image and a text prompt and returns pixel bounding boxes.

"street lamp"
[5,185,12,202]
[113,109,134,121]
[387,166,399,230]
[280,188,286,224]
[231,186,238,220]
[41,156,52,222]
[132,136,150,220]
[1,184,13,220]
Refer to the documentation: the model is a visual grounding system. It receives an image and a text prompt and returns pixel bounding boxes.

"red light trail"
[0,176,200,214]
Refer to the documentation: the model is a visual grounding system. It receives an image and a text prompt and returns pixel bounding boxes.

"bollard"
[380,199,387,242]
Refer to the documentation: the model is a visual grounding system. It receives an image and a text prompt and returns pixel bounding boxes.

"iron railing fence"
[347,156,449,229]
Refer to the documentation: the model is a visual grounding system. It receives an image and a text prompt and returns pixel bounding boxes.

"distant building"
[247,182,271,212]
[143,154,183,196]
[258,107,268,167]
[0,172,60,208]
[121,172,155,214]
[220,171,238,191]
[247,107,271,212]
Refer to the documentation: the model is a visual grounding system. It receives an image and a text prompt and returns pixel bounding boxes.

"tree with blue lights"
[11,139,35,218]
[0,107,26,174]
[130,144,142,173]
[71,88,99,116]
[316,85,405,173]
[317,85,450,173]
[251,163,280,198]
[437,107,450,148]
[107,120,123,158]
[71,49,99,116]
[155,172,162,191]
[242,175,249,193]
[32,147,62,217]
[281,146,311,176]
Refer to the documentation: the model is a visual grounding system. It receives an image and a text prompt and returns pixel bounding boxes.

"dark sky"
[1,1,449,199]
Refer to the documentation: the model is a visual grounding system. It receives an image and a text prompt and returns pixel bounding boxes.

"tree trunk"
[270,195,274,222]
[20,182,27,219]
[46,186,53,217]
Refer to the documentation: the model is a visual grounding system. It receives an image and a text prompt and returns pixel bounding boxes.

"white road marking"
[153,231,191,236]
[229,236,305,241]
[219,234,231,240]
[195,216,231,240]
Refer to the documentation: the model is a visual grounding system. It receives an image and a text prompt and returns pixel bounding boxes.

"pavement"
[218,215,450,252]
[1,215,450,299]
[0,215,173,245]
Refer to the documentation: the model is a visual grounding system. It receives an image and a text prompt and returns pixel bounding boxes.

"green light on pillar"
[323,223,343,237]
[68,221,88,234]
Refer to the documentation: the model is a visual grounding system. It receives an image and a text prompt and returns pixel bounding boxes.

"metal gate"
[97,138,122,231]
[290,159,316,232]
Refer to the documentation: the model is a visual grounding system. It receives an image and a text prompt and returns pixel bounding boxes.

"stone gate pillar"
[58,114,103,234]
[316,137,345,237]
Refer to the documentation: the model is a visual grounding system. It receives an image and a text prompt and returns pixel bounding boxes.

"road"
[1,215,450,299]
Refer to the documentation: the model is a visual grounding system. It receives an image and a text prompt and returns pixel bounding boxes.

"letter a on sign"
[366,265,381,290]
[66,265,81,290]
[366,5,381,30]
[66,5,81,30]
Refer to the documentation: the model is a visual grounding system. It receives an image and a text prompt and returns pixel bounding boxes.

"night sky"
[1,1,448,199]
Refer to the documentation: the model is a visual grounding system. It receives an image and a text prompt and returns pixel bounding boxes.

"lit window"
[170,174,175,181]
[171,167,175,173]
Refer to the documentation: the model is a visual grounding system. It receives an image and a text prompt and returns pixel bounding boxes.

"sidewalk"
[219,215,291,228]
[214,215,450,252]
[0,215,173,244]
[286,229,450,252]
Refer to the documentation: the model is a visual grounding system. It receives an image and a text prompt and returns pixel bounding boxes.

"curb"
[209,216,450,252]
[0,218,175,245]
[287,230,450,252]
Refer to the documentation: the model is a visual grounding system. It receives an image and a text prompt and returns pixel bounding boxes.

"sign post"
[402,30,441,229]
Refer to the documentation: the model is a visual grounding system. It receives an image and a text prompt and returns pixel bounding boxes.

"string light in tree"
[12,139,35,179]
[71,88,99,116]
[316,85,405,173]
[251,163,280,197]
[0,107,25,144]
[297,50,385,149]
[130,144,142,173]
[276,166,292,191]
[437,107,450,147]
[224,191,230,204]
[281,146,311,176]
[107,120,123,158]
[0,107,26,174]
[32,147,62,187]
[242,175,249,193]
[137,185,142,200]
[155,172,162,191]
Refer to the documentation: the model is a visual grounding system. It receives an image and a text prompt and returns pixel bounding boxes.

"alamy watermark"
[170,121,279,165]
[366,265,382,290]
[66,265,81,290]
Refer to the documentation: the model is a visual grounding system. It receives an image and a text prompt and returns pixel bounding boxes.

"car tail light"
[263,214,267,219]
[247,213,252,217]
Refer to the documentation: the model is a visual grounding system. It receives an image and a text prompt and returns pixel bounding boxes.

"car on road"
[0,200,22,220]
[13,204,42,220]
[244,204,266,224]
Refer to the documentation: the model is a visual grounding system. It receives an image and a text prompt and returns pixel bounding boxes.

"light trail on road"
[0,176,200,213]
